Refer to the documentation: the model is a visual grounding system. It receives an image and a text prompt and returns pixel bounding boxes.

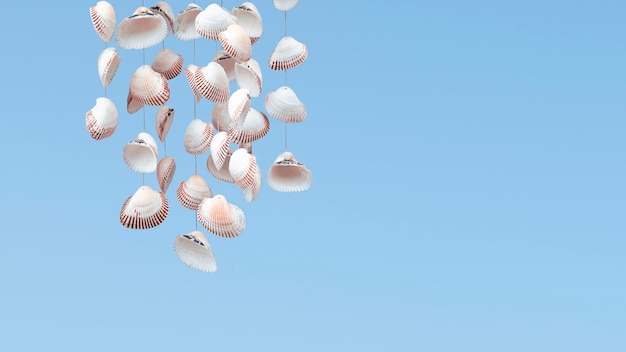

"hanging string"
[284,11,289,151]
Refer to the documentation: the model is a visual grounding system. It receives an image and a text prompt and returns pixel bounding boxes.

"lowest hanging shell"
[174,231,217,272]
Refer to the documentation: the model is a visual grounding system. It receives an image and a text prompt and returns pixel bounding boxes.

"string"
[284,11,288,151]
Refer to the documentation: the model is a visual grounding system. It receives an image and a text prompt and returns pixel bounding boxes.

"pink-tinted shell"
[176,174,213,210]
[234,59,262,97]
[184,119,214,155]
[274,0,299,11]
[129,65,170,106]
[195,4,236,41]
[213,50,237,83]
[197,194,245,238]
[120,185,169,229]
[209,131,231,171]
[90,1,116,42]
[228,88,251,122]
[174,231,217,272]
[194,62,229,103]
[219,24,252,63]
[127,93,144,114]
[212,103,231,132]
[232,2,263,44]
[242,163,262,202]
[155,106,175,142]
[97,47,121,88]
[123,132,159,173]
[229,108,270,145]
[229,148,259,189]
[116,7,167,49]
[184,64,202,103]
[150,2,175,36]
[207,149,235,183]
[267,151,312,192]
[157,155,176,193]
[174,3,202,41]
[152,48,183,80]
[264,85,306,123]
[269,36,308,70]
[85,97,118,140]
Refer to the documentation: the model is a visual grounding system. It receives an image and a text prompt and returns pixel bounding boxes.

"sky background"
[1,0,625,351]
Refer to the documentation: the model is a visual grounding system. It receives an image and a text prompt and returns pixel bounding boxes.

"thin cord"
[284,11,289,151]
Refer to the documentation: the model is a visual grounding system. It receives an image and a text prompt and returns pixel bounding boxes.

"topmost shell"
[274,0,299,11]
[90,1,116,42]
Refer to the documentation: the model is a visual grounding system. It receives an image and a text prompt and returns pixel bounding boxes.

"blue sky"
[1,1,625,351]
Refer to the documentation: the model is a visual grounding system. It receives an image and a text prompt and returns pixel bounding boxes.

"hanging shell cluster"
[86,1,312,273]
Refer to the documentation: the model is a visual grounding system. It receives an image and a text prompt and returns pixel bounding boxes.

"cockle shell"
[123,132,159,173]
[229,108,270,145]
[242,163,262,202]
[129,65,170,107]
[120,185,169,229]
[274,0,299,11]
[97,47,121,88]
[213,50,236,83]
[194,62,229,103]
[264,85,306,123]
[155,106,174,142]
[228,148,259,189]
[152,48,183,80]
[232,2,263,44]
[219,24,252,63]
[184,64,202,103]
[207,149,235,183]
[174,231,217,272]
[90,1,116,42]
[234,59,262,97]
[176,174,213,210]
[150,2,175,36]
[174,3,202,41]
[126,93,144,114]
[85,97,118,140]
[157,155,176,193]
[267,151,312,192]
[197,194,245,238]
[269,36,308,70]
[195,3,236,41]
[228,88,251,123]
[116,7,167,49]
[209,131,231,171]
[212,103,231,132]
[184,119,214,155]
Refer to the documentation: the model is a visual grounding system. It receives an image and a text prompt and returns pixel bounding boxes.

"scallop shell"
[234,59,262,97]
[150,2,175,36]
[207,149,235,183]
[267,151,312,192]
[85,97,118,140]
[120,185,169,229]
[219,24,252,63]
[274,0,299,11]
[232,2,263,44]
[116,7,167,50]
[174,3,202,41]
[269,36,308,70]
[123,132,159,173]
[212,103,231,132]
[264,85,306,123]
[184,64,202,103]
[184,119,214,155]
[155,106,174,142]
[197,194,245,238]
[194,62,229,103]
[176,174,213,210]
[229,108,270,145]
[157,155,176,193]
[90,1,116,42]
[129,65,170,106]
[97,47,121,88]
[209,131,231,171]
[213,50,236,83]
[152,48,183,80]
[228,88,251,122]
[195,4,237,41]
[174,231,217,272]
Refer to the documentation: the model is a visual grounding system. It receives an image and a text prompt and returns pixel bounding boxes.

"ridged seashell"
[274,0,299,11]
[195,4,236,41]
[184,64,202,103]
[174,231,217,272]
[232,2,263,44]
[267,151,312,192]
[209,131,231,171]
[229,108,270,145]
[242,163,262,202]
[123,132,159,173]
[150,2,175,36]
[116,7,167,50]
[129,65,170,106]
[219,24,252,63]
[207,149,235,183]
[174,3,202,41]
[90,1,116,42]
[184,119,214,155]
[127,93,144,114]
[155,106,174,142]
[269,36,308,70]
[197,194,245,238]
[85,97,118,140]
[176,174,213,210]
[157,155,176,193]
[195,62,229,103]
[152,48,183,80]
[234,59,262,97]
[97,47,121,88]
[212,103,231,132]
[213,50,236,83]
[120,185,169,229]
[228,88,251,122]
[229,148,259,189]
[264,85,306,123]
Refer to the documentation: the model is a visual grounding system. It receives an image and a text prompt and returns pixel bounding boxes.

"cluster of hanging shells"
[87,0,312,273]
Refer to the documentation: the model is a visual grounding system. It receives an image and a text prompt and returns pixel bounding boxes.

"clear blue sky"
[1,1,625,351]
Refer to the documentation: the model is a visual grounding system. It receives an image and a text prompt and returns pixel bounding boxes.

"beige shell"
[155,106,175,142]
[267,151,312,192]
[129,65,170,107]
[232,2,263,44]
[234,59,262,97]
[90,1,116,42]
[152,48,183,80]
[85,97,118,140]
[126,93,144,114]
[264,85,306,123]
[209,131,231,171]
[174,231,217,272]
[269,36,308,70]
[176,174,213,210]
[184,64,202,103]
[274,0,299,11]
[228,88,251,123]
[157,155,176,193]
[150,2,175,36]
[97,47,121,88]
[194,62,229,103]
[120,185,169,229]
[116,7,167,50]
[184,119,214,155]
[197,194,245,238]
[211,103,231,132]
[195,4,236,41]
[174,3,202,41]
[213,50,237,83]
[123,132,159,173]
[219,24,252,63]
[207,149,235,183]
[229,108,270,145]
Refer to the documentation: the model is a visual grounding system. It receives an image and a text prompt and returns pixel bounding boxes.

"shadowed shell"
[123,132,159,173]
[116,7,168,49]
[120,185,169,229]
[184,64,202,103]
[155,106,175,142]
[152,48,183,80]
[209,131,231,171]
[269,36,308,70]
[85,97,118,140]
[212,103,231,132]
[267,151,312,192]
[174,231,217,272]
[207,149,235,183]
[213,50,237,82]
[150,2,175,36]
[157,155,176,193]
[174,3,202,41]
[234,59,262,97]
[176,174,213,210]
[229,108,270,145]
[228,88,251,122]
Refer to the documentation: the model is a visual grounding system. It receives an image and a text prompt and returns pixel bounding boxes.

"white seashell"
[174,231,217,272]
[274,0,299,11]
[212,103,231,132]
[267,151,312,192]
[152,48,183,80]
[229,108,270,145]
[126,93,144,114]
[194,62,229,103]
[264,85,306,123]
[120,185,169,229]
[195,4,237,41]
[90,1,116,42]
[176,174,213,210]
[234,59,262,97]
[228,88,251,122]
[207,149,235,183]
[269,36,308,70]
[219,24,252,63]
[232,2,263,44]
[155,106,174,142]
[184,64,202,103]
[229,148,259,189]
[116,7,167,50]
[85,97,118,140]
[157,156,176,193]
[150,2,175,36]
[209,131,231,171]
[129,65,170,107]
[184,119,214,155]
[197,194,245,238]
[213,50,236,83]
[123,132,159,173]
[97,47,121,88]
[174,3,202,41]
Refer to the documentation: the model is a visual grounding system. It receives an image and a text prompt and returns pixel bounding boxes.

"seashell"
[274,0,299,11]
[219,24,252,63]
[85,97,118,140]
[229,108,270,145]
[90,1,116,42]
[150,2,175,36]
[184,119,214,155]
[157,155,176,193]
[174,3,202,41]
[195,4,236,41]
[174,231,217,272]
[197,194,245,238]
[120,185,169,229]
[207,149,235,183]
[228,88,251,123]
[97,47,121,88]
[194,62,229,103]
[176,174,213,210]
[264,85,306,123]
[152,48,183,80]
[242,162,262,202]
[209,131,231,171]
[234,59,262,97]
[267,151,312,192]
[229,148,259,189]
[213,50,236,83]
[232,2,263,44]
[184,64,202,103]
[238,142,253,154]
[155,106,174,142]
[129,65,170,107]
[212,103,231,132]
[269,36,308,70]
[116,6,168,50]
[126,92,144,114]
[123,132,159,173]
